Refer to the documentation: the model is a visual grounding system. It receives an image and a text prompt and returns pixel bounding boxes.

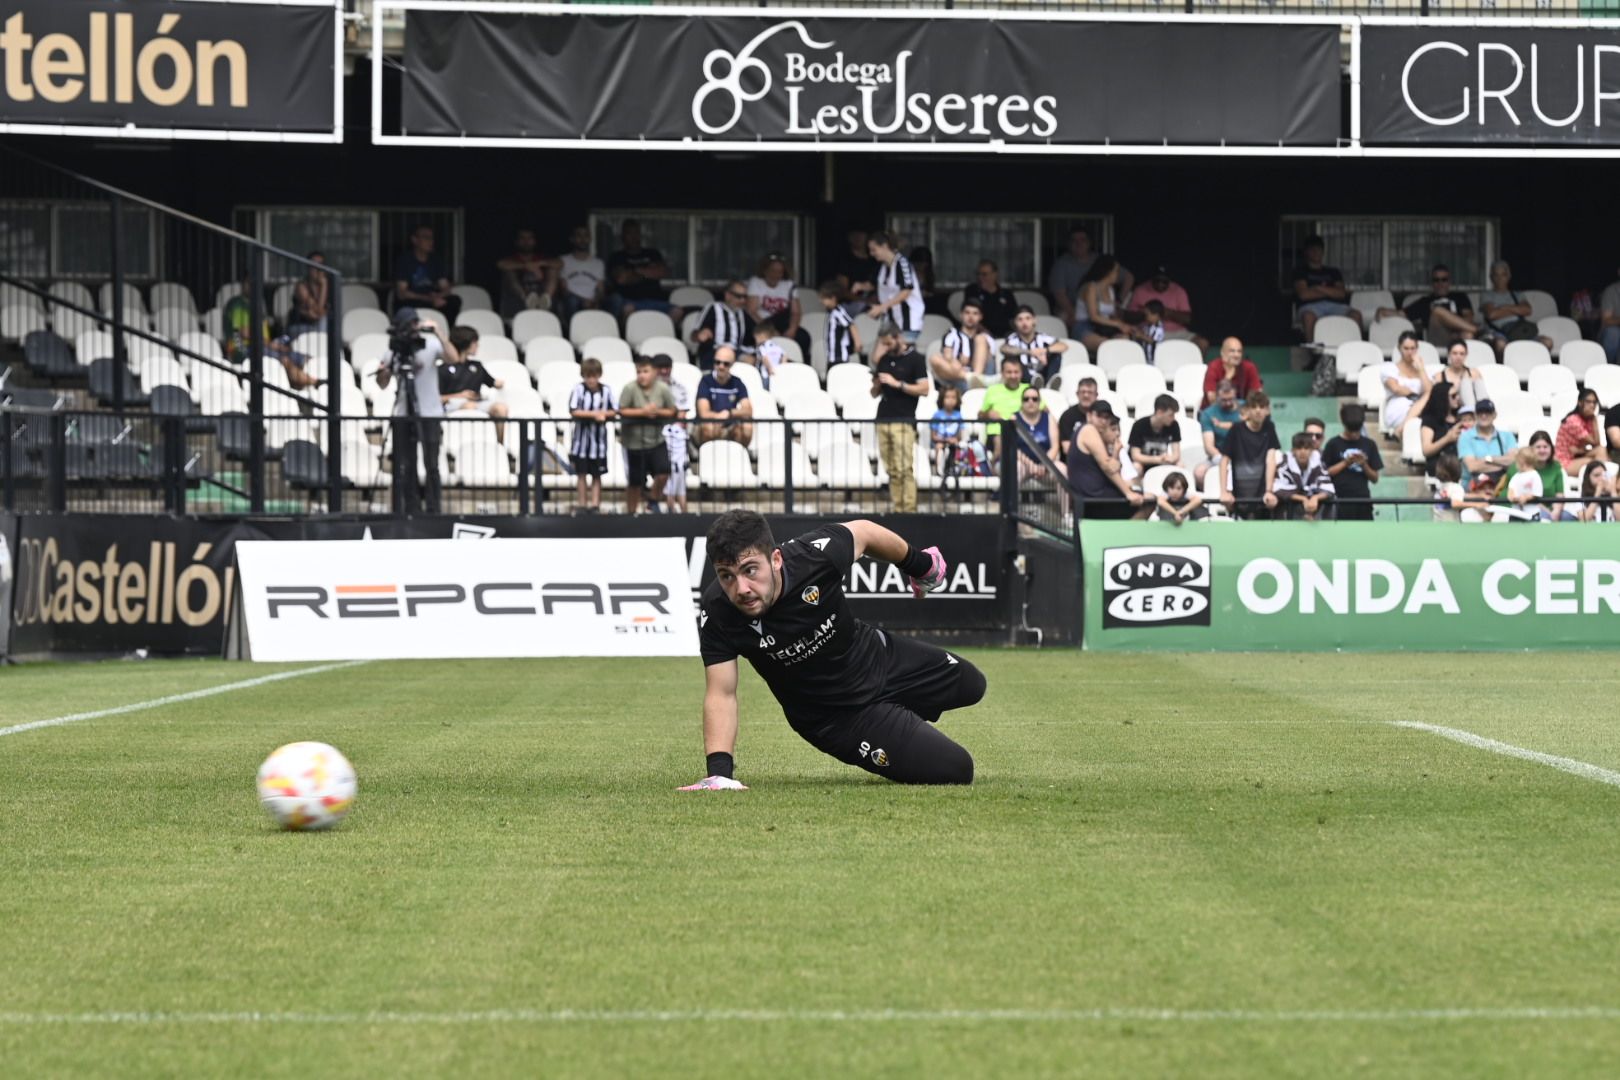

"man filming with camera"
[375,307,459,514]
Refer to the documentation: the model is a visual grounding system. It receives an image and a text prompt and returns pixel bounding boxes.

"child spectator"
[930,385,964,477]
[1136,300,1166,366]
[1496,431,1565,520]
[1153,470,1206,525]
[653,354,691,513]
[568,357,616,514]
[1431,453,1492,522]
[1321,403,1383,521]
[1274,431,1336,521]
[818,281,860,366]
[1505,446,1550,521]
[750,321,784,389]
[1218,390,1281,519]
[1576,461,1616,523]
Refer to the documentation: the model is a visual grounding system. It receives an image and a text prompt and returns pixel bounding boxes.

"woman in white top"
[1073,256,1134,353]
[745,254,808,355]
[1381,330,1431,433]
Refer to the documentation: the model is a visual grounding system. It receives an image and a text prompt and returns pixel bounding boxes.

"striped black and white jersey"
[824,305,855,366]
[876,254,926,334]
[697,301,753,354]
[567,381,617,459]
[1003,331,1057,382]
[941,327,987,368]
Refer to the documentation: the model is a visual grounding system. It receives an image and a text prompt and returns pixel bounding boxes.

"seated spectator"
[908,246,949,316]
[1071,256,1134,352]
[1479,260,1553,359]
[287,253,329,339]
[818,282,861,366]
[748,321,785,389]
[1419,385,1469,477]
[1494,431,1565,520]
[1000,305,1067,388]
[617,354,679,515]
[1274,432,1336,521]
[1380,331,1431,434]
[1128,394,1182,474]
[1058,376,1100,457]
[558,225,607,322]
[568,357,617,514]
[931,299,992,391]
[393,224,461,323]
[1576,461,1616,523]
[1556,389,1609,477]
[979,357,1028,459]
[833,228,877,315]
[653,354,691,513]
[497,228,557,319]
[962,260,1020,339]
[223,277,273,365]
[1379,264,1476,348]
[1153,470,1206,525]
[694,346,753,448]
[1066,401,1147,519]
[1599,266,1620,364]
[930,385,965,476]
[606,219,676,322]
[1321,403,1384,521]
[1456,398,1516,491]
[1608,394,1620,456]
[1301,416,1327,447]
[1127,265,1206,350]
[1434,337,1488,413]
[1432,453,1492,522]
[693,281,754,371]
[1014,385,1061,480]
[746,254,810,357]
[1049,227,1135,335]
[269,335,321,392]
[1219,390,1281,519]
[1135,301,1166,366]
[1291,235,1362,341]
[1197,378,1244,486]
[1201,337,1263,408]
[867,232,926,345]
[440,326,509,443]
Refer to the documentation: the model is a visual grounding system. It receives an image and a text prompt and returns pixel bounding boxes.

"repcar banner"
[0,0,341,141]
[395,5,1340,150]
[1362,22,1620,147]
[1083,521,1620,651]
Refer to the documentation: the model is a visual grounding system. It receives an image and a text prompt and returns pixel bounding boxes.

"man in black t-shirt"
[1380,264,1478,347]
[1058,377,1100,457]
[872,323,929,513]
[1291,235,1360,342]
[1605,402,1620,457]
[440,327,510,443]
[1321,402,1384,521]
[606,219,675,321]
[1219,390,1282,519]
[962,260,1021,339]
[682,511,982,791]
[1127,394,1182,474]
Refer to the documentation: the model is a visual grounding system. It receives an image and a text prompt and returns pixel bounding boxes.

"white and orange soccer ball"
[256,741,358,831]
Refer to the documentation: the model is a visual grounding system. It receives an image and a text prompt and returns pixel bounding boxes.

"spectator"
[1456,398,1516,491]
[1479,259,1552,359]
[1556,389,1609,477]
[930,385,965,477]
[1291,235,1361,341]
[1127,265,1205,349]
[440,326,510,443]
[870,323,928,512]
[1322,403,1384,521]
[908,246,948,316]
[374,307,456,515]
[653,354,691,513]
[1219,390,1281,519]
[748,321,784,388]
[497,228,557,319]
[268,335,322,392]
[1419,385,1470,477]
[963,260,1020,339]
[1135,301,1166,366]
[867,233,926,345]
[618,354,679,515]
[1072,256,1134,352]
[1067,401,1146,520]
[1058,377,1100,457]
[1049,227,1133,334]
[1128,394,1182,475]
[818,282,860,367]
[1608,393,1620,456]
[931,299,992,391]
[287,253,329,339]
[1432,453,1492,522]
[746,253,810,357]
[1153,470,1206,524]
[1197,378,1244,487]
[606,219,676,323]
[1504,445,1552,521]
[1274,432,1336,521]
[1202,337,1264,408]
[223,277,273,365]
[693,280,754,371]
[1380,264,1477,348]
[1014,384,1060,480]
[1380,331,1431,434]
[979,356,1029,460]
[694,346,753,448]
[1576,460,1616,523]
[1301,416,1327,446]
[1433,337,1488,413]
[834,228,877,314]
[1599,265,1620,364]
[1000,305,1067,388]
[393,224,461,323]
[557,225,607,323]
[567,357,616,514]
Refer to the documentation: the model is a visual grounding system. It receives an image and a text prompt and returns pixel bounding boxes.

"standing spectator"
[1274,432,1336,520]
[931,299,992,391]
[818,282,860,367]
[1479,260,1552,359]
[496,228,557,320]
[1432,453,1493,522]
[1197,378,1244,486]
[653,354,691,513]
[392,224,461,324]
[1014,385,1060,480]
[871,323,928,512]
[568,357,617,514]
[1380,331,1431,434]
[1322,403,1384,521]
[1071,257,1134,353]
[1576,461,1616,523]
[1599,265,1620,364]
[1067,401,1146,519]
[1291,235,1361,342]
[374,307,456,516]
[1418,386,1469,478]
[1128,394,1183,474]
[618,355,679,515]
[606,219,675,321]
[440,326,510,444]
[908,246,948,316]
[1058,376,1100,457]
[962,260,1020,339]
[1201,337,1264,407]
[286,253,329,339]
[1128,266,1206,349]
[1556,389,1609,477]
[694,347,753,447]
[1000,305,1067,388]
[834,228,877,314]
[1153,470,1206,524]
[1380,264,1477,348]
[1135,301,1166,366]
[1456,398,1516,490]
[557,225,607,323]
[693,281,754,371]
[748,321,784,388]
[1219,391,1281,519]
[746,254,810,357]
[979,356,1029,461]
[867,233,926,345]
[930,385,965,477]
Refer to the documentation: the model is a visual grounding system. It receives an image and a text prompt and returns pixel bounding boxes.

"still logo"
[1101,546,1211,629]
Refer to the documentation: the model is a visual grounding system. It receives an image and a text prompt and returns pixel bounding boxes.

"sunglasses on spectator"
[714,361,732,369]
[1022,394,1041,403]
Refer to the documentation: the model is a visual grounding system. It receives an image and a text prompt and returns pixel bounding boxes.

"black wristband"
[706,751,734,780]
[897,543,934,579]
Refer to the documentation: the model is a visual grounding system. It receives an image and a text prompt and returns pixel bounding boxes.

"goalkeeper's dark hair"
[707,510,776,567]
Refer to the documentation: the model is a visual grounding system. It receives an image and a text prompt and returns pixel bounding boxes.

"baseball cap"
[1151,265,1169,279]
[1475,398,1496,414]
[392,306,419,326]
[1088,400,1118,421]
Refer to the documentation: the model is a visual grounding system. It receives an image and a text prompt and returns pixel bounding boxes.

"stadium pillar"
[109,194,126,415]
[783,427,795,514]
[248,252,266,513]
[325,267,344,513]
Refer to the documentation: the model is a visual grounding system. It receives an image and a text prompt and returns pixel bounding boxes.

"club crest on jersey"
[810,538,830,550]
[801,585,821,606]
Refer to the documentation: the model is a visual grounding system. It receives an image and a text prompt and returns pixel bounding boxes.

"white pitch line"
[0,661,370,739]
[0,1007,1616,1026]
[1390,721,1620,790]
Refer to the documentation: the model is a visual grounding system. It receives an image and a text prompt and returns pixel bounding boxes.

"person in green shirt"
[978,356,1029,463]
[223,279,273,365]
[618,355,680,514]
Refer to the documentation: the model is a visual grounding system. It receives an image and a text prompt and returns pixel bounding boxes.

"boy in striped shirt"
[818,281,861,366]
[568,357,617,514]
[653,353,691,513]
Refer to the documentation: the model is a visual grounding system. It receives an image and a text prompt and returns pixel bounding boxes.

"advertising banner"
[1082,521,1620,651]
[396,5,1341,150]
[1362,22,1620,147]
[0,0,342,141]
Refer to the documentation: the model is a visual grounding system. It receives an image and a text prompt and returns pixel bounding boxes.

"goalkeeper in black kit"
[679,510,985,791]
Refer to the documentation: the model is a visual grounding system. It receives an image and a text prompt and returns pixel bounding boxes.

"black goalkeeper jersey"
[699,524,887,719]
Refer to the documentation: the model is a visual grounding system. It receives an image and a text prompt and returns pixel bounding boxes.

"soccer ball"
[256,741,357,831]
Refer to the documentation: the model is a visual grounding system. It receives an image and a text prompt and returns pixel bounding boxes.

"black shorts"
[787,633,984,784]
[624,444,671,486]
[570,455,607,477]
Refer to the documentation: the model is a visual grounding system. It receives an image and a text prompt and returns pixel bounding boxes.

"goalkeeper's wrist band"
[898,544,935,579]
[707,752,735,780]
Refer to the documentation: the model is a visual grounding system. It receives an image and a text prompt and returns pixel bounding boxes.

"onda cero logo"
[1101,546,1211,629]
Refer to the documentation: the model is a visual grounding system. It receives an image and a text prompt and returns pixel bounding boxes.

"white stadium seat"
[1,305,45,342]
[1170,363,1206,414]
[457,309,506,339]
[826,363,873,411]
[1335,340,1383,383]
[476,336,519,364]
[769,362,821,405]
[1035,315,1068,341]
[1584,365,1620,408]
[601,359,636,392]
[537,363,585,412]
[149,282,198,317]
[1349,290,1393,326]
[1369,317,1413,357]
[729,360,764,397]
[1058,358,1103,391]
[768,337,806,366]
[99,282,148,320]
[569,310,618,349]
[698,441,757,488]
[153,304,200,340]
[343,308,391,345]
[1559,340,1607,385]
[416,308,450,338]
[1154,339,1202,373]
[1539,316,1582,358]
[581,336,632,367]
[1113,364,1167,411]
[342,283,379,312]
[946,290,966,319]
[525,336,577,380]
[452,284,495,312]
[1527,364,1578,417]
[1480,364,1521,404]
[1014,290,1050,316]
[1311,314,1362,352]
[1503,340,1551,384]
[1463,338,1497,367]
[922,314,954,346]
[625,310,676,348]
[1097,339,1147,383]
[636,335,690,363]
[1356,366,1386,411]
[1523,289,1558,322]
[669,285,715,310]
[511,309,563,344]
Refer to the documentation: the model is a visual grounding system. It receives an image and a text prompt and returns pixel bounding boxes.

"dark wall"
[7,62,1610,345]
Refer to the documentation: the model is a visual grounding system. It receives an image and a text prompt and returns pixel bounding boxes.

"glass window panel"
[593,213,691,284]
[891,213,1056,288]
[694,216,797,285]
[1388,220,1490,292]
[0,203,51,279]
[265,210,374,282]
[54,205,154,279]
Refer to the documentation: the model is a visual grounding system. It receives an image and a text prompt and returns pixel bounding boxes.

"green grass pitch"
[3,651,1619,1077]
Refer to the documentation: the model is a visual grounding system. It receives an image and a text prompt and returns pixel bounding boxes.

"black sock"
[897,544,934,578]
[706,751,734,779]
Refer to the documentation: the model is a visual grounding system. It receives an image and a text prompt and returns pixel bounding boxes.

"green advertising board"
[1081,521,1620,651]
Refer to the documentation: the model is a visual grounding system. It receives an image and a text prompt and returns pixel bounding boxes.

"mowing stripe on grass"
[0,1007,1617,1026]
[0,661,369,739]
[1391,721,1620,789]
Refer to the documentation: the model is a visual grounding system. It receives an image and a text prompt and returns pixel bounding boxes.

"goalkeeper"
[681,510,984,791]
